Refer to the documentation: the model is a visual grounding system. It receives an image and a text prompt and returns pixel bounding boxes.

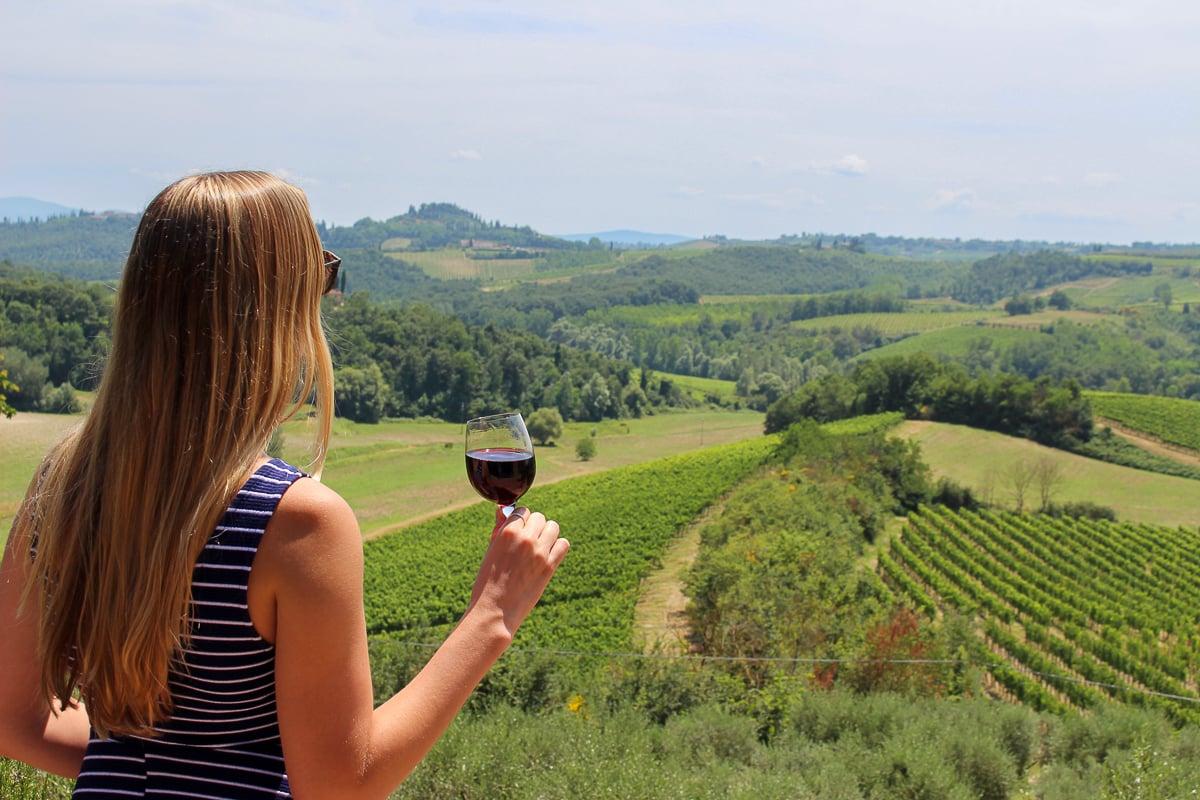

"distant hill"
[0,212,140,280]
[0,197,83,221]
[321,203,575,252]
[556,230,695,247]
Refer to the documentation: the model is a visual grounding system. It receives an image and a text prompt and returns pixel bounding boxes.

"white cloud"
[931,188,977,213]
[832,154,869,176]
[449,149,483,161]
[271,167,319,186]
[673,186,704,197]
[805,154,869,177]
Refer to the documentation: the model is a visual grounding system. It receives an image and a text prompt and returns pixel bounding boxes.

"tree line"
[948,250,1152,306]
[0,264,691,423]
[764,352,1093,448]
[0,262,110,412]
[325,294,688,423]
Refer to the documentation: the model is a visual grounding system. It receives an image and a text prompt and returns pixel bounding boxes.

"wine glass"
[465,412,537,516]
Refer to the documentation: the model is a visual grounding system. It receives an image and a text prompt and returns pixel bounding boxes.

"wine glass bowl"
[465,412,536,512]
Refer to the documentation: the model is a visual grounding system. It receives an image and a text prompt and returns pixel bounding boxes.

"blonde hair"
[22,170,335,738]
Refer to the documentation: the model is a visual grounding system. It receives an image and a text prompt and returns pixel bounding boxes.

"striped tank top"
[72,459,306,799]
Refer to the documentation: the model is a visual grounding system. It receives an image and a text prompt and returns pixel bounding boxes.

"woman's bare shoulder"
[260,478,361,574]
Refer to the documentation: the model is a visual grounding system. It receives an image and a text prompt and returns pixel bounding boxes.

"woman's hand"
[468,506,569,641]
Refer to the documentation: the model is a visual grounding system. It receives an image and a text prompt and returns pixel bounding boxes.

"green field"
[387,249,542,282]
[894,420,1200,527]
[0,408,765,549]
[1056,273,1200,309]
[856,325,1047,360]
[791,309,999,335]
[384,247,640,285]
[658,372,738,400]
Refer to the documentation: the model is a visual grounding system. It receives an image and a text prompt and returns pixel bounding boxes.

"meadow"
[0,407,765,549]
[893,420,1200,528]
[856,325,1045,360]
[790,309,1000,335]
[381,245,665,285]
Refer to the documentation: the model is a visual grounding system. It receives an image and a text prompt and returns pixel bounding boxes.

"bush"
[2,348,47,412]
[575,436,596,461]
[525,406,564,445]
[39,381,81,414]
[932,477,981,511]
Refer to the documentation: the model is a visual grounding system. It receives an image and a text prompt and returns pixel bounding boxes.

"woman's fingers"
[504,510,566,552]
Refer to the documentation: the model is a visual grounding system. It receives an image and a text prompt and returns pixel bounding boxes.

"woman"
[0,170,569,798]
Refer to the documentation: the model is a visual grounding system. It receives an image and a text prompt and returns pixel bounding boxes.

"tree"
[334,363,388,423]
[2,348,47,412]
[1154,282,1173,309]
[525,407,564,445]
[1033,456,1066,512]
[575,436,597,461]
[1007,459,1036,513]
[1047,289,1072,310]
[0,353,16,418]
[1004,294,1035,316]
[579,373,613,422]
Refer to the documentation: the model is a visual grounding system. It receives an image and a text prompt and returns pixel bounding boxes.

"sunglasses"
[322,250,341,295]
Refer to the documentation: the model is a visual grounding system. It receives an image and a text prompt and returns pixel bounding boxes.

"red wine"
[465,448,536,506]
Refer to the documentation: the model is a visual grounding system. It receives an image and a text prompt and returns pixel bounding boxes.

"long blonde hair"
[22,171,335,738]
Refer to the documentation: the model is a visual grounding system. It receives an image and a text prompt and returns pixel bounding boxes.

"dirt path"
[1094,416,1200,469]
[632,510,713,653]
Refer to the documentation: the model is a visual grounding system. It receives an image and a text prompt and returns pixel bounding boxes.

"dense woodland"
[5,209,1200,425]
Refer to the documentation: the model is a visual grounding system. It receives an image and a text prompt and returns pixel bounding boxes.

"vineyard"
[1088,390,1200,452]
[879,505,1200,725]
[361,435,778,652]
[790,309,999,335]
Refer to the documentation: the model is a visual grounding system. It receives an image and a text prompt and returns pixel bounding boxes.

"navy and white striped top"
[72,459,306,799]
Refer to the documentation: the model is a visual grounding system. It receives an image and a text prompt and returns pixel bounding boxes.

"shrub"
[575,436,596,461]
[525,406,564,445]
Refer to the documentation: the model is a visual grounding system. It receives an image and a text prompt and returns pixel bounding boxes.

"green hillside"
[1088,391,1200,452]
[880,504,1200,724]
[894,420,1200,527]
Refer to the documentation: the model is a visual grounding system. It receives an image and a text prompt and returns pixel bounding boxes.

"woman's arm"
[0,511,92,777]
[250,478,568,800]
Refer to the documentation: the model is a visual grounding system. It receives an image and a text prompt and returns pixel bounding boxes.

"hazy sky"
[4,1,1198,243]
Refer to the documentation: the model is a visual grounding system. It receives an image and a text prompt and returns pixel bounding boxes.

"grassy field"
[659,372,738,400]
[387,250,542,282]
[791,309,999,335]
[856,325,1046,360]
[894,420,1200,527]
[0,408,765,548]
[1057,274,1200,309]
[384,247,650,285]
[1084,252,1200,271]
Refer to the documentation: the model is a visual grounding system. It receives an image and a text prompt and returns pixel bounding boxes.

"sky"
[3,0,1199,244]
